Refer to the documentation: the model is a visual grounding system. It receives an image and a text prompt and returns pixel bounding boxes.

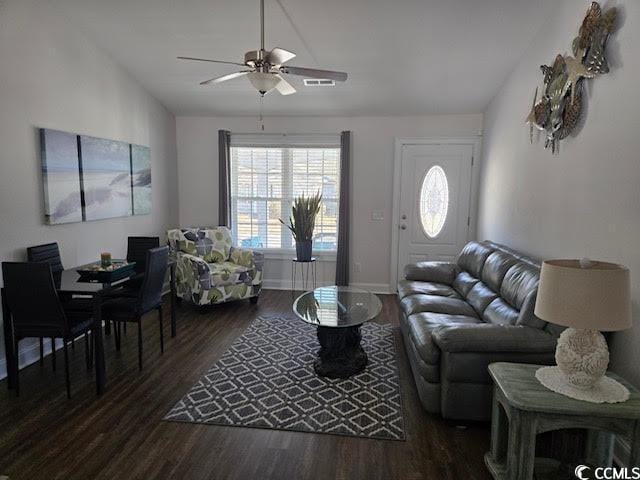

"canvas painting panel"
[80,135,132,221]
[40,128,83,225]
[131,144,151,215]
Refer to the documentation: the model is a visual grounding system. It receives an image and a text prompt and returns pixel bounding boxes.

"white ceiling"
[53,0,554,116]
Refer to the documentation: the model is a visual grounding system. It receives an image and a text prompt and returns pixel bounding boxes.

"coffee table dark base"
[314,325,368,379]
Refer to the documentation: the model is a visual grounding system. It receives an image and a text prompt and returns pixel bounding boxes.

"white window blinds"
[229,134,340,251]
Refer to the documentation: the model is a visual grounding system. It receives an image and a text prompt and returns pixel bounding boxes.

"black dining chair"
[118,237,161,302]
[26,243,64,275]
[102,246,169,370]
[2,262,95,398]
[26,242,87,366]
[127,236,161,275]
[108,236,161,337]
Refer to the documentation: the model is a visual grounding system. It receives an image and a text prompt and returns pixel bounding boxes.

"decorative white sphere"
[555,328,609,390]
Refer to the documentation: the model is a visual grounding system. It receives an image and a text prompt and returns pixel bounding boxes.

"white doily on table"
[536,366,630,403]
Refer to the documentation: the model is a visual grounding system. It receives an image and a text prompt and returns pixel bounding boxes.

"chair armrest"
[175,253,213,293]
[404,261,458,284]
[178,253,211,277]
[432,324,557,354]
[229,247,264,270]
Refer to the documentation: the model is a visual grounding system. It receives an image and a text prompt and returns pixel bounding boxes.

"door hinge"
[471,156,474,166]
[467,216,471,227]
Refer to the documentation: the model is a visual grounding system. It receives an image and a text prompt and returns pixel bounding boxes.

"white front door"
[396,143,474,281]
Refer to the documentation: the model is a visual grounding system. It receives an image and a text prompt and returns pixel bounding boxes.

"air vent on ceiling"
[303,79,336,87]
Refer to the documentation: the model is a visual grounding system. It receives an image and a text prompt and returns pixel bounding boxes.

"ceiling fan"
[177,0,348,96]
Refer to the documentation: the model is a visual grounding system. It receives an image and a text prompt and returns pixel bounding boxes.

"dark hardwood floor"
[0,290,491,480]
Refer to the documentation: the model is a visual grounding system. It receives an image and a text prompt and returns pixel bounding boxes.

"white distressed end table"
[486,362,640,480]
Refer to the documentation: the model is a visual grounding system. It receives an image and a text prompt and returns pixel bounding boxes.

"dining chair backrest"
[138,246,169,313]
[1,262,68,337]
[127,236,160,274]
[27,242,64,275]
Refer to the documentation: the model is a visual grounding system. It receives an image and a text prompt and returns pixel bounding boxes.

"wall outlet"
[354,262,362,273]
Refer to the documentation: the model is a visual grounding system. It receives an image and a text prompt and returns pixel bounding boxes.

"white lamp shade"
[247,72,280,93]
[535,259,631,331]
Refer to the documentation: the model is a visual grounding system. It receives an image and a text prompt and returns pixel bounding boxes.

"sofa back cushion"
[452,271,480,297]
[466,282,499,316]
[516,290,547,329]
[168,227,232,262]
[456,242,493,278]
[481,251,517,292]
[500,263,540,311]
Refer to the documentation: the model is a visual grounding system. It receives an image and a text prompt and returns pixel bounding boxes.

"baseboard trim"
[0,337,65,381]
[262,280,393,295]
[349,283,394,295]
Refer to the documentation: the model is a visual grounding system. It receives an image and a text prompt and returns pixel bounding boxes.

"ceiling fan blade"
[177,56,246,67]
[274,75,296,95]
[280,66,347,82]
[267,47,296,66]
[200,71,251,85]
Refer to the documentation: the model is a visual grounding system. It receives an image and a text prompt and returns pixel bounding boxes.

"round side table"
[291,257,317,292]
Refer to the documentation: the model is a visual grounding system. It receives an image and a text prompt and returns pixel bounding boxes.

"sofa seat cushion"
[406,312,481,366]
[209,261,251,286]
[397,280,461,300]
[400,294,479,317]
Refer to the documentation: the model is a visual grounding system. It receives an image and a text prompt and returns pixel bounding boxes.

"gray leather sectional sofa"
[398,241,563,421]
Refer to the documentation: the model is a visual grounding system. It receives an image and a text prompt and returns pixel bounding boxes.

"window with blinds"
[230,144,340,251]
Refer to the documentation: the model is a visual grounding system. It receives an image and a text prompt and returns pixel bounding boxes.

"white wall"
[478,0,640,386]
[0,0,178,377]
[176,115,483,291]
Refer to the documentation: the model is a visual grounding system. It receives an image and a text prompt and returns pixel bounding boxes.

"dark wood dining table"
[2,260,176,395]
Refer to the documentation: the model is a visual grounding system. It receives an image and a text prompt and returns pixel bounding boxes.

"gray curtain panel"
[335,131,351,286]
[218,130,231,227]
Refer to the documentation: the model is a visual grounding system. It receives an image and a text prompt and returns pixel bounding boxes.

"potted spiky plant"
[280,192,322,261]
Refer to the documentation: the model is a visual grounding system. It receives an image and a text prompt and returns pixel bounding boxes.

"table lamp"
[534,258,632,403]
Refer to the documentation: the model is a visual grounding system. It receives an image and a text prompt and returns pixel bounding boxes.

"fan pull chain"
[259,95,265,131]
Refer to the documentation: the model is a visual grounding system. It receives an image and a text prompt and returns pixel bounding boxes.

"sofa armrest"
[432,324,557,354]
[403,261,458,284]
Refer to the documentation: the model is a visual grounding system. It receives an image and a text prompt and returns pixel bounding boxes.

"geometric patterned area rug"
[164,315,405,441]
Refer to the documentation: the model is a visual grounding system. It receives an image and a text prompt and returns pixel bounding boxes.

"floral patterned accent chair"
[167,227,264,307]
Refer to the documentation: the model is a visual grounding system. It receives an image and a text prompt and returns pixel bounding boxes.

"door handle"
[400,224,407,230]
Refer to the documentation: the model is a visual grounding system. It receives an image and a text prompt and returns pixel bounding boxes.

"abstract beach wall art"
[80,135,133,221]
[131,144,152,215]
[40,129,83,225]
[39,128,151,225]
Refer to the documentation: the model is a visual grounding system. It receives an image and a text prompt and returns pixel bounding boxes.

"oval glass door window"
[419,165,449,238]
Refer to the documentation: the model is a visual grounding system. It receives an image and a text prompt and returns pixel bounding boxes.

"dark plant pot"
[295,240,313,261]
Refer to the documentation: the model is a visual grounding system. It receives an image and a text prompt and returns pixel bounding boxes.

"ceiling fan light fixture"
[247,72,280,95]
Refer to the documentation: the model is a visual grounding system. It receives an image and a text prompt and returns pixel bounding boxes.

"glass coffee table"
[293,286,382,379]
